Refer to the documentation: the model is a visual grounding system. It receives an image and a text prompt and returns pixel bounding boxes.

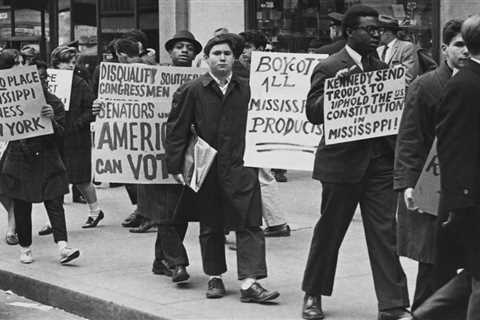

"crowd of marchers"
[0,4,479,320]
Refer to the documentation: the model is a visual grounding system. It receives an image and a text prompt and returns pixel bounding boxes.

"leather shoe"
[5,233,18,245]
[172,265,189,283]
[240,282,279,303]
[129,219,156,233]
[152,259,173,276]
[264,223,291,237]
[206,277,226,299]
[302,295,324,320]
[82,211,104,228]
[38,225,53,236]
[378,308,411,320]
[121,212,142,228]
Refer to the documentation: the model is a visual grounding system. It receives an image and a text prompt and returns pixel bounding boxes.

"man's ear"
[440,43,448,55]
[345,27,353,38]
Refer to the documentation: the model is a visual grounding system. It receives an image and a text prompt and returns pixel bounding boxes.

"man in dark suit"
[394,19,469,311]
[430,14,480,320]
[301,5,410,320]
[314,12,346,56]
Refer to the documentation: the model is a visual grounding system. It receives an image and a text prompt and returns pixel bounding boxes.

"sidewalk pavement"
[0,171,417,320]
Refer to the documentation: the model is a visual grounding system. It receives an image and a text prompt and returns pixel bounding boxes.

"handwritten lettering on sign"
[0,66,53,141]
[47,69,73,111]
[93,63,205,183]
[244,52,327,170]
[415,141,440,215]
[323,66,406,145]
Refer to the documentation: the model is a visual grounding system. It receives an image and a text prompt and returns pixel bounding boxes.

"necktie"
[361,54,374,72]
[381,45,389,63]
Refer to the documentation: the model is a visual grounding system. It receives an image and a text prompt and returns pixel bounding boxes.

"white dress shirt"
[209,72,232,95]
[345,45,364,71]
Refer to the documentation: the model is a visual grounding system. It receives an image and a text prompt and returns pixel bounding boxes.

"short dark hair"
[239,31,267,49]
[123,29,148,48]
[443,19,463,45]
[203,34,235,56]
[462,15,480,55]
[115,38,140,58]
[342,5,379,38]
[50,46,77,68]
[0,50,16,69]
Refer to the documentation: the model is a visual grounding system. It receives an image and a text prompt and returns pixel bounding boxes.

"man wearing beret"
[166,34,280,303]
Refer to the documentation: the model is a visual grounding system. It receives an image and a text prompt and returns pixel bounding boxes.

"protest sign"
[93,62,205,184]
[0,65,53,141]
[47,69,73,111]
[415,141,440,215]
[244,51,327,170]
[323,66,406,145]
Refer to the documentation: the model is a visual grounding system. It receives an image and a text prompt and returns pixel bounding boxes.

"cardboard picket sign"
[92,62,206,184]
[323,66,406,145]
[414,141,440,215]
[47,69,74,111]
[244,51,327,170]
[0,65,53,141]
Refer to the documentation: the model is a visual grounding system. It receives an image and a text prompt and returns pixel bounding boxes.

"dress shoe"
[152,259,173,276]
[81,211,104,228]
[264,223,291,237]
[171,265,189,283]
[5,233,18,245]
[378,308,411,320]
[302,295,324,320]
[121,212,142,228]
[38,225,53,236]
[129,219,156,233]
[240,282,280,303]
[206,277,226,299]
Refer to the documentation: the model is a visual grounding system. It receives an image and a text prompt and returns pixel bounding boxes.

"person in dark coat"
[314,12,347,56]
[301,5,410,320]
[137,30,202,281]
[394,19,470,311]
[431,14,480,320]
[165,34,280,303]
[50,46,105,229]
[0,60,80,264]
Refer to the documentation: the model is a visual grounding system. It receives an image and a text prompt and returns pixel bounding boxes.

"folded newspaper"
[183,135,217,192]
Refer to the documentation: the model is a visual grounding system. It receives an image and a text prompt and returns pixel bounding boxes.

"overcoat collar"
[435,60,453,88]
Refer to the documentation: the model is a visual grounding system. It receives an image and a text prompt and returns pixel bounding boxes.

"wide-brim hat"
[328,12,344,25]
[165,30,202,55]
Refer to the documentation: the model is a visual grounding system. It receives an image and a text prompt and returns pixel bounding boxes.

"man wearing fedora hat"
[377,15,419,82]
[139,30,202,283]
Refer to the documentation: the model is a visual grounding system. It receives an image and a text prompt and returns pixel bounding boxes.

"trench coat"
[63,74,95,184]
[393,61,452,264]
[0,91,69,203]
[165,72,262,229]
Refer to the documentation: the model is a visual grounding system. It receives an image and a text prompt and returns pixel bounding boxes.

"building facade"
[0,1,478,65]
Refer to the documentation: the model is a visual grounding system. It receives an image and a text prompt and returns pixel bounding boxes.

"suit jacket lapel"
[337,48,362,73]
[386,41,400,65]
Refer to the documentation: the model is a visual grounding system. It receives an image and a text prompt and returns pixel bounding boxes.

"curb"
[0,269,170,320]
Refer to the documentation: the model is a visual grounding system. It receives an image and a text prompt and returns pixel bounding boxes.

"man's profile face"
[205,43,234,77]
[169,41,196,67]
[348,16,380,54]
[443,33,470,69]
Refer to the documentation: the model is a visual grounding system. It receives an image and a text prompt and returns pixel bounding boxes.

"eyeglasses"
[356,25,380,36]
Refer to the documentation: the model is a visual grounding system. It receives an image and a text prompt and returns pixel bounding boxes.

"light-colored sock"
[88,201,100,218]
[21,246,31,253]
[57,241,67,252]
[241,278,256,290]
[209,275,222,280]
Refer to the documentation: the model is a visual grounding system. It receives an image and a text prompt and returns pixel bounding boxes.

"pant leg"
[258,168,287,227]
[359,156,409,311]
[412,262,435,311]
[157,223,189,267]
[44,197,68,243]
[13,199,32,247]
[199,221,226,276]
[413,271,470,320]
[467,276,480,320]
[301,182,362,296]
[124,184,137,205]
[236,226,267,280]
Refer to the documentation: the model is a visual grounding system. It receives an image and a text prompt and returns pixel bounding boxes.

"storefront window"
[247,0,436,56]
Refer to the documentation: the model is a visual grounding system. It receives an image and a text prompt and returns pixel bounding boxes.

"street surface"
[0,289,85,320]
[0,171,417,320]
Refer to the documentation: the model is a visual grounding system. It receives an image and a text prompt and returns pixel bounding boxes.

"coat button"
[464,189,469,195]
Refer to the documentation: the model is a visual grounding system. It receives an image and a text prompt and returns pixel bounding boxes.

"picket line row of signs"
[0,53,438,214]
